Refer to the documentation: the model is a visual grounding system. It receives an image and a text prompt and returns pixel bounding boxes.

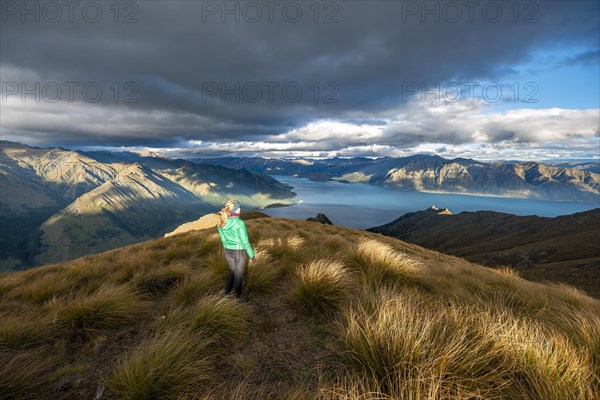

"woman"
[216,199,255,302]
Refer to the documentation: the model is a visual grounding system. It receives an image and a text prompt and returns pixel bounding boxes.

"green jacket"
[216,217,255,259]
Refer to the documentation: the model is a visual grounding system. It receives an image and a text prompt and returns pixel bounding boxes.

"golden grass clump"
[292,259,353,316]
[489,315,597,399]
[253,234,305,275]
[0,272,23,298]
[496,265,521,278]
[50,284,150,341]
[172,269,221,305]
[257,234,305,252]
[246,248,281,294]
[545,282,598,310]
[157,295,249,346]
[188,295,249,344]
[346,238,421,285]
[106,329,216,400]
[339,285,599,400]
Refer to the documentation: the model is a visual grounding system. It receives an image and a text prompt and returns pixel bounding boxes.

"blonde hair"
[218,199,239,228]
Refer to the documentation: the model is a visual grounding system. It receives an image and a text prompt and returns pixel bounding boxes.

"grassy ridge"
[0,216,598,399]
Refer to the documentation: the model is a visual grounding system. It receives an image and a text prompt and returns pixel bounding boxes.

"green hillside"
[1,215,599,399]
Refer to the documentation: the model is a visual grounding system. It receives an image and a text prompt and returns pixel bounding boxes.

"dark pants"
[223,249,248,297]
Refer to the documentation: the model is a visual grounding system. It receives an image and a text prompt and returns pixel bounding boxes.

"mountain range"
[197,155,600,202]
[368,206,600,297]
[0,141,297,270]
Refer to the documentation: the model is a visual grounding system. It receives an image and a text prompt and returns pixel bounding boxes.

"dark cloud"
[1,0,598,149]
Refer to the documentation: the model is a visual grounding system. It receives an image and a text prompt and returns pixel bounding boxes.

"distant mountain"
[197,155,600,202]
[0,141,297,270]
[545,161,600,174]
[367,207,600,297]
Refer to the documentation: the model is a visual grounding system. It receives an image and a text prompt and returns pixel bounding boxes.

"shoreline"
[272,175,599,205]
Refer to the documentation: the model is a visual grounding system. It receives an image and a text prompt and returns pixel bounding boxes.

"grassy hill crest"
[1,216,599,399]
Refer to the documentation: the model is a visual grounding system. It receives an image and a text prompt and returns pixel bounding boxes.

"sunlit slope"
[0,141,297,269]
[200,155,600,201]
[1,216,598,399]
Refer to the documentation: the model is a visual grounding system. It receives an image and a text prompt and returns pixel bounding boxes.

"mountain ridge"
[368,207,600,297]
[198,154,600,201]
[0,141,297,269]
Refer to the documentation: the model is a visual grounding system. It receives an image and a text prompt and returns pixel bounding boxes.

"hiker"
[216,199,255,302]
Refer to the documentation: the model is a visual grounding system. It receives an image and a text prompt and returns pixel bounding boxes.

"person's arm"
[237,220,255,259]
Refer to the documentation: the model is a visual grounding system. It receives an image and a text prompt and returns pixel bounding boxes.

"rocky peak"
[306,213,333,225]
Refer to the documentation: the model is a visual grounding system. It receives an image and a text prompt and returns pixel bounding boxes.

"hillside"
[368,207,600,298]
[1,216,599,399]
[200,155,600,201]
[0,141,297,269]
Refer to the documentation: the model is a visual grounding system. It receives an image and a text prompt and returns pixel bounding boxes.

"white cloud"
[2,94,598,161]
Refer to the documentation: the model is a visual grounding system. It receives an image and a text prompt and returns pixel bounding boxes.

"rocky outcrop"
[165,213,220,237]
[306,213,333,225]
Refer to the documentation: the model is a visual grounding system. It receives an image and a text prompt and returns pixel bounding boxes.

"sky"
[1,0,599,161]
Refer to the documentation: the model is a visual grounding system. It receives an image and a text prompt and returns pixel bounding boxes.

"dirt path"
[219,278,342,398]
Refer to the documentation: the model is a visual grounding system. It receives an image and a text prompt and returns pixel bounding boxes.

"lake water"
[262,176,599,229]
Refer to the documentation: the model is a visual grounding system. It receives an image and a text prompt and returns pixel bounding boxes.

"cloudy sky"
[1,0,599,160]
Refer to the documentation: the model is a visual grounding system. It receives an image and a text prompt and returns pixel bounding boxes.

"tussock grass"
[64,260,106,293]
[157,295,249,346]
[204,250,229,278]
[258,234,305,255]
[492,316,595,399]
[0,347,57,400]
[0,273,22,298]
[50,284,150,341]
[496,265,521,278]
[132,262,189,296]
[202,379,314,400]
[198,236,221,256]
[292,259,353,316]
[11,271,75,304]
[188,295,249,344]
[2,217,599,400]
[339,285,599,399]
[109,250,158,283]
[246,249,281,294]
[346,238,421,286]
[229,352,257,376]
[161,242,195,263]
[546,282,597,310]
[0,311,52,349]
[106,329,215,400]
[173,269,221,305]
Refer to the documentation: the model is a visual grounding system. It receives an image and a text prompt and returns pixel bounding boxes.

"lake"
[261,176,599,229]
